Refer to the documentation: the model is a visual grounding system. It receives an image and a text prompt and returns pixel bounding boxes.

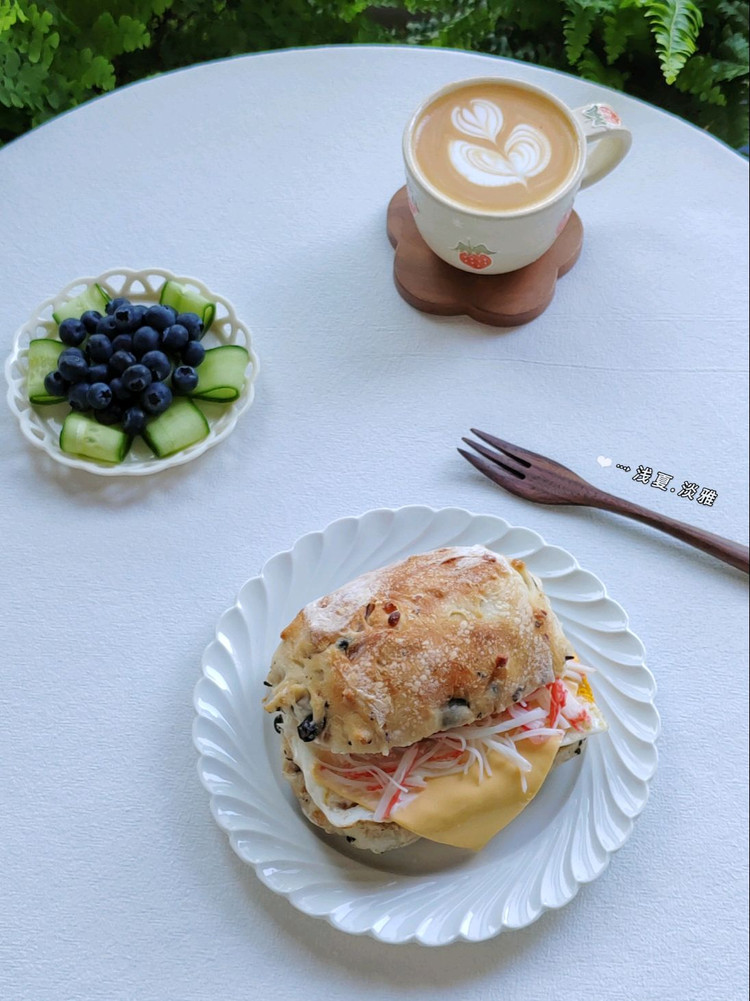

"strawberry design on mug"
[455,241,495,270]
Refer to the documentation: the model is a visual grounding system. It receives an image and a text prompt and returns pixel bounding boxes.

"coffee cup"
[403,77,631,275]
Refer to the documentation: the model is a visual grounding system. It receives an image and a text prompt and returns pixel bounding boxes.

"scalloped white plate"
[193,506,659,945]
[5,268,259,476]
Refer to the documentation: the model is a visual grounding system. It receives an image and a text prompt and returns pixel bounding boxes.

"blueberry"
[105,296,129,316]
[95,315,119,339]
[86,333,113,364]
[95,402,125,426]
[132,325,160,357]
[43,370,68,397]
[141,380,172,414]
[109,376,133,402]
[58,318,87,347]
[68,382,92,412]
[130,304,148,328]
[161,323,189,354]
[121,406,147,436]
[176,312,204,340]
[109,350,137,374]
[143,304,176,332]
[87,382,113,411]
[81,310,102,333]
[114,304,138,332]
[111,333,133,354]
[58,347,89,383]
[87,363,109,384]
[171,365,198,394]
[181,340,205,367]
[122,364,152,394]
[140,350,171,381]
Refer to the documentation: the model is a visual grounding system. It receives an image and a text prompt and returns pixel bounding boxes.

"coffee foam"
[412,83,580,213]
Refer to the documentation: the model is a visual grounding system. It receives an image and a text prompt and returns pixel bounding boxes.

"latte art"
[412,82,580,212]
[451,98,503,142]
[449,100,552,188]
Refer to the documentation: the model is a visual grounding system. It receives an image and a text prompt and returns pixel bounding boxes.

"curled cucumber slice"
[60,413,130,463]
[189,345,249,402]
[52,284,110,324]
[142,397,209,458]
[28,338,66,404]
[159,280,216,333]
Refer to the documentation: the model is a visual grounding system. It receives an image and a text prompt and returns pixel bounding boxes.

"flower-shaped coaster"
[386,187,583,327]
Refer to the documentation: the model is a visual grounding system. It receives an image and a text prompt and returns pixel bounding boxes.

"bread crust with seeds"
[264,545,574,755]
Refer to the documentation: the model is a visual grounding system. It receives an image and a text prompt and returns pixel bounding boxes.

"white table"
[2,45,747,1001]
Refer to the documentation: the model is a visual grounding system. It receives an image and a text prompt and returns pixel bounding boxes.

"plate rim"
[4,266,260,477]
[193,504,660,945]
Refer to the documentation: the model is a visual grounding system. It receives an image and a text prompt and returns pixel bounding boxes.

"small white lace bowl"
[193,506,660,946]
[5,268,259,476]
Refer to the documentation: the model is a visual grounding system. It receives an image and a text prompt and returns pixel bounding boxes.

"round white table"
[2,45,747,1001]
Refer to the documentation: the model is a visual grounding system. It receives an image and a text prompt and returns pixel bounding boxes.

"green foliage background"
[1,0,747,149]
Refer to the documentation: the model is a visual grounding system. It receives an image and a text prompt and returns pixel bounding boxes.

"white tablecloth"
[1,45,747,1001]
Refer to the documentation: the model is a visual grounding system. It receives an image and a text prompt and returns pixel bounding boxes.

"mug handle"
[572,103,632,189]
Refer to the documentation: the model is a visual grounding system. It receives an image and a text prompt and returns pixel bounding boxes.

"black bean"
[273,714,283,734]
[297,714,326,742]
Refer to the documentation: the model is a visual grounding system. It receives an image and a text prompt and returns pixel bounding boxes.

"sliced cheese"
[388,735,563,850]
[315,734,562,851]
[299,672,604,849]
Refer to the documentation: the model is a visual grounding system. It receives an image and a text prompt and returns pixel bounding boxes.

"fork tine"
[457,448,527,494]
[460,437,526,478]
[469,429,544,467]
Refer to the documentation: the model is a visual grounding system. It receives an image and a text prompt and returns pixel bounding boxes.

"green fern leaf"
[117,15,150,52]
[645,0,703,84]
[603,13,627,62]
[0,2,26,33]
[719,32,749,73]
[675,55,728,103]
[78,51,115,91]
[603,6,649,64]
[716,1,748,33]
[577,47,627,88]
[563,5,597,64]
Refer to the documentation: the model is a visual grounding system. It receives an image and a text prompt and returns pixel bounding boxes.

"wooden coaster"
[386,187,583,327]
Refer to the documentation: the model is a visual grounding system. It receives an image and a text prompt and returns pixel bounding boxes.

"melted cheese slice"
[316,733,562,851]
[306,672,602,850]
[388,735,563,850]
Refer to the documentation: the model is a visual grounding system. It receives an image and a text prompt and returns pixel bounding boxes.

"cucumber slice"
[159,280,216,332]
[190,345,249,402]
[142,397,209,458]
[28,338,66,404]
[60,413,130,463]
[52,284,110,324]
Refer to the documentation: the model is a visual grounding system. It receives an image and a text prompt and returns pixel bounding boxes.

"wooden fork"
[459,429,749,573]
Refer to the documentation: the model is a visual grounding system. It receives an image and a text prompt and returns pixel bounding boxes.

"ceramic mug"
[403,77,632,275]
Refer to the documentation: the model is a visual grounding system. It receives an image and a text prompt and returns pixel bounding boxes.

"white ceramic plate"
[5,267,259,476]
[193,506,659,946]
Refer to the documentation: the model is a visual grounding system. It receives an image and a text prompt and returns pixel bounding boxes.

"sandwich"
[263,545,606,853]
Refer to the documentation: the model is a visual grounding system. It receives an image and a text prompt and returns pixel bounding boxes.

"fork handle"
[592,491,749,573]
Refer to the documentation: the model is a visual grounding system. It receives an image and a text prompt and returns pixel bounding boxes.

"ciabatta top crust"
[264,546,573,754]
